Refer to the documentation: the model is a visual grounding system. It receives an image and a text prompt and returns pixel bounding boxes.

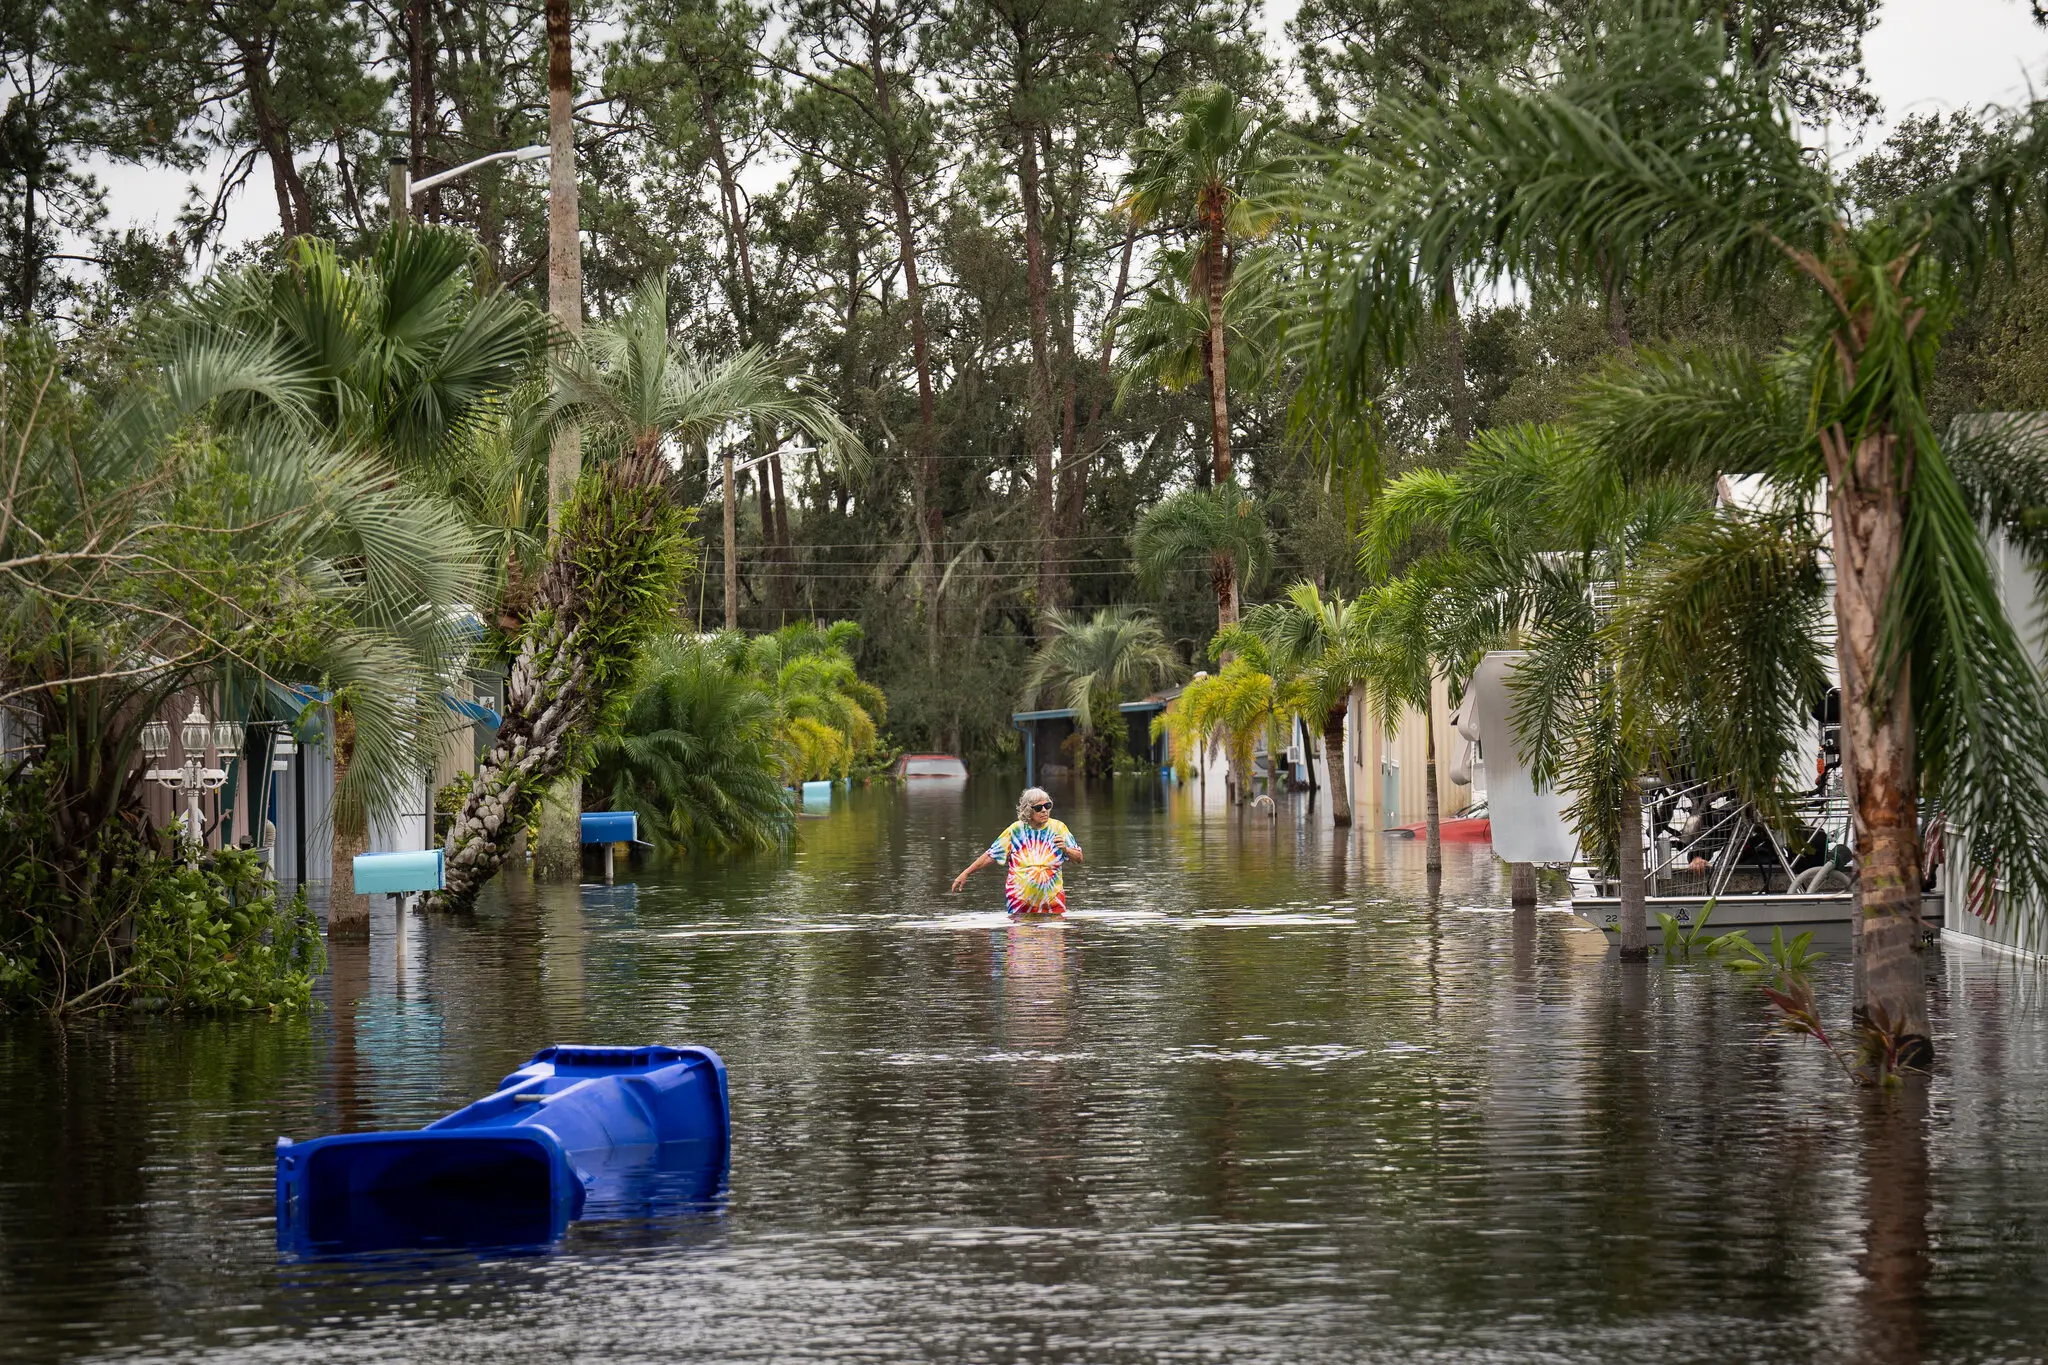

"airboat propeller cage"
[351,849,446,893]
[274,1044,730,1254]
[579,811,641,844]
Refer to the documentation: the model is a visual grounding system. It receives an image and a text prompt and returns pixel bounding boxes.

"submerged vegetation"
[2,0,2048,1078]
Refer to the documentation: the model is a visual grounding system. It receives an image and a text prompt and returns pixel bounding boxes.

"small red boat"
[1387,814,1492,842]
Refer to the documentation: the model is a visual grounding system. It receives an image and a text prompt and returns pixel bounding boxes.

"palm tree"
[1312,11,2048,1052]
[1115,242,1285,414]
[1368,422,1838,954]
[1119,84,1287,614]
[167,229,547,476]
[1,329,481,996]
[427,282,862,910]
[1132,485,1274,630]
[587,635,793,859]
[716,620,887,783]
[1240,583,1375,825]
[1022,607,1180,778]
[1156,652,1307,804]
[161,227,549,897]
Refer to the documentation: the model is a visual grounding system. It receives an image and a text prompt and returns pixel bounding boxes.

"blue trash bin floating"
[275,1043,730,1256]
[800,779,833,811]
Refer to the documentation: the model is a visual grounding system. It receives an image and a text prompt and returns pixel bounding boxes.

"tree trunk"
[408,0,431,215]
[327,715,368,937]
[1617,774,1648,959]
[1211,550,1238,630]
[1825,418,1930,1064]
[701,90,754,322]
[429,446,678,912]
[1322,707,1351,826]
[239,38,313,238]
[1424,702,1442,873]
[868,26,944,650]
[535,0,583,885]
[19,169,34,322]
[1015,84,1058,629]
[1443,274,1471,450]
[1203,220,1231,486]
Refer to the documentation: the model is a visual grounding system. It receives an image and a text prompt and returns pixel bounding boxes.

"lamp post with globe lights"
[141,702,243,847]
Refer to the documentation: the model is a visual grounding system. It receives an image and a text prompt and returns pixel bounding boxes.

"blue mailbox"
[579,811,638,844]
[352,849,445,895]
[580,810,641,883]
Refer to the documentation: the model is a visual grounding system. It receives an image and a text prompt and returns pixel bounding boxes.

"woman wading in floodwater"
[952,787,1083,914]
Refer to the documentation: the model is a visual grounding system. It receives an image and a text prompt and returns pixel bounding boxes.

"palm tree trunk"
[1322,707,1351,826]
[427,445,683,912]
[1424,703,1442,873]
[1212,551,1239,629]
[1203,222,1231,486]
[1826,420,1930,1064]
[1617,774,1648,959]
[535,0,584,885]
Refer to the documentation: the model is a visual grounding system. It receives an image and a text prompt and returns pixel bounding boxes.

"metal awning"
[441,693,503,729]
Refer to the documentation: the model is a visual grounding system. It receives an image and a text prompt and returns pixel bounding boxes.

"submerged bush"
[0,766,323,1016]
[125,849,324,1016]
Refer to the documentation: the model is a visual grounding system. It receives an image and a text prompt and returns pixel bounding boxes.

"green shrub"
[1,765,323,1015]
[126,848,325,1016]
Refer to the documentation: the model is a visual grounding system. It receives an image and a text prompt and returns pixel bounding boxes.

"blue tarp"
[441,693,503,729]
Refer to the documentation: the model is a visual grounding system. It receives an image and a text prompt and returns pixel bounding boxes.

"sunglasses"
[1029,802,1053,812]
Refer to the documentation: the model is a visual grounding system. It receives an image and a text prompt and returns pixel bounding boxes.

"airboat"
[1569,750,1943,933]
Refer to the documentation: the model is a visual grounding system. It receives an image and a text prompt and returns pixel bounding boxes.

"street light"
[712,444,816,631]
[145,701,240,846]
[389,145,550,228]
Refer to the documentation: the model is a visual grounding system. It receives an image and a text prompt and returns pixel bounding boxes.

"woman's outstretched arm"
[952,852,995,892]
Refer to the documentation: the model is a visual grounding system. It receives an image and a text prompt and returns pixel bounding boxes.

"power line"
[757,535,1139,550]
[739,569,1157,580]
[728,556,1135,569]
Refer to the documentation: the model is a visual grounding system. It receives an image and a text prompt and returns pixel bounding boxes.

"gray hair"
[1017,787,1052,818]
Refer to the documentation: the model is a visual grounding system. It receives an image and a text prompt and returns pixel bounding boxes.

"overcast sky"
[88,0,2048,265]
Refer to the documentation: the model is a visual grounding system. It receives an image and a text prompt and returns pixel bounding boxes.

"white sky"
[83,0,2048,265]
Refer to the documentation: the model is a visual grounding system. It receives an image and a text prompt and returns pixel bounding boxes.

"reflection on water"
[0,778,2043,1363]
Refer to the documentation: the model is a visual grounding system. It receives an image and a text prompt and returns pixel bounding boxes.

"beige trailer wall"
[1348,675,1473,831]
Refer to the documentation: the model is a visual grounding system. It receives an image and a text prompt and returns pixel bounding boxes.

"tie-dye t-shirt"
[987,819,1082,914]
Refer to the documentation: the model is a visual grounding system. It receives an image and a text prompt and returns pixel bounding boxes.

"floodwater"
[3,779,2047,1364]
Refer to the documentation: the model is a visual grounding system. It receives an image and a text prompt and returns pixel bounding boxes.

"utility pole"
[534,0,584,884]
[714,445,808,633]
[388,159,410,229]
[723,449,739,630]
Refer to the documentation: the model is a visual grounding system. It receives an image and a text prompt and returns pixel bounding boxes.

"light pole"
[141,702,243,848]
[388,145,550,229]
[710,444,814,630]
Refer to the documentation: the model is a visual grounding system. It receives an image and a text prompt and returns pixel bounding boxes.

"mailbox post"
[353,851,447,961]
[580,811,639,883]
